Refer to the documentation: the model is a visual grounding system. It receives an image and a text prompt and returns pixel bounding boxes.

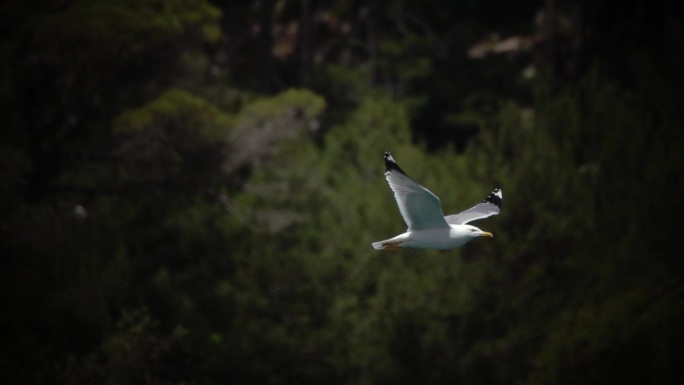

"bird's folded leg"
[381,241,402,251]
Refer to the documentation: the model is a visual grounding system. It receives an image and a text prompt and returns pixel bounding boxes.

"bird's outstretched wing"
[445,188,502,225]
[383,152,449,231]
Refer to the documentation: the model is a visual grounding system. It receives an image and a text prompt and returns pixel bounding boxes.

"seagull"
[372,152,502,250]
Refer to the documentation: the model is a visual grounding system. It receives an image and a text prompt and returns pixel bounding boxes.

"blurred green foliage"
[1,0,683,384]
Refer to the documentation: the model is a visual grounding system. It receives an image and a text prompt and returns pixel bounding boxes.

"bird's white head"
[464,224,494,239]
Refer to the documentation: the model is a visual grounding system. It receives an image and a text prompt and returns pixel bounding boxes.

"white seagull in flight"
[372,152,502,251]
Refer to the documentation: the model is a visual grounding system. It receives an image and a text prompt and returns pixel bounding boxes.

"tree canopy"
[1,1,683,384]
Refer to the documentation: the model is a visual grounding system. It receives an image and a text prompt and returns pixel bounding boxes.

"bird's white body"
[372,225,491,250]
[372,152,502,251]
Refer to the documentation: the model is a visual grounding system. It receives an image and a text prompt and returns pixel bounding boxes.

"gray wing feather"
[445,188,502,225]
[383,152,449,231]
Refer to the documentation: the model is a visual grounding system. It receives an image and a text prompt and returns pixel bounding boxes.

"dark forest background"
[2,1,683,384]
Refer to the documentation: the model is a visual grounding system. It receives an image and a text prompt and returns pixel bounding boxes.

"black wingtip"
[483,188,503,209]
[383,151,406,174]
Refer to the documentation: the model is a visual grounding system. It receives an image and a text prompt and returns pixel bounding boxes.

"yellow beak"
[480,231,494,238]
